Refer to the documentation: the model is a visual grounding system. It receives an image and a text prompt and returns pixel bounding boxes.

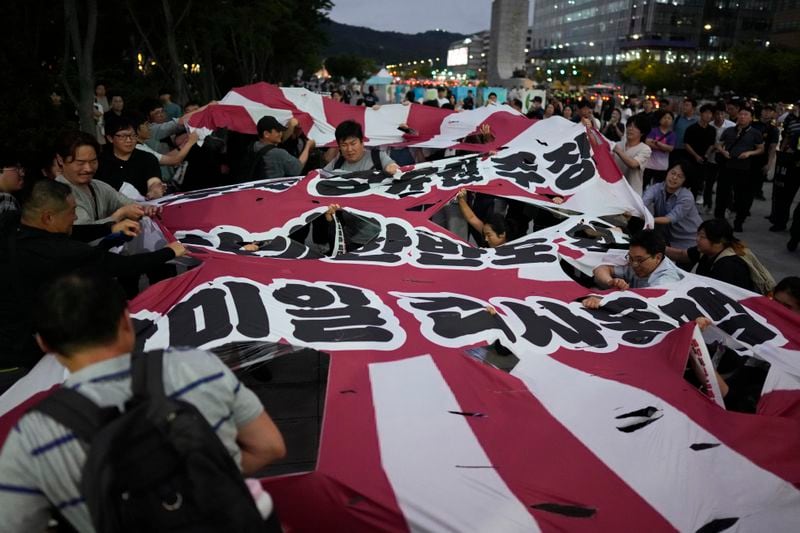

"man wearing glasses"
[96,120,167,199]
[584,230,684,309]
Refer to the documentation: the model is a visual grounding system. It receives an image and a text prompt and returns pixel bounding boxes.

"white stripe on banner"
[511,354,800,531]
[363,104,411,146]
[369,355,540,533]
[220,92,295,127]
[411,106,501,149]
[280,88,336,144]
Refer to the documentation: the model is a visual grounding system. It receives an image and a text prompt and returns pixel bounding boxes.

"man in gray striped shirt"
[0,273,285,532]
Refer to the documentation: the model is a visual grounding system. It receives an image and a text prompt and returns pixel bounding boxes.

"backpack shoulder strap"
[131,349,166,400]
[371,149,383,172]
[34,388,114,443]
[711,247,737,265]
[248,143,275,179]
[334,155,344,170]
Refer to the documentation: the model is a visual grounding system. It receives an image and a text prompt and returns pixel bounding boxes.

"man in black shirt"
[683,104,717,206]
[96,119,166,199]
[751,105,780,205]
[0,180,185,389]
[715,107,764,232]
[462,90,475,110]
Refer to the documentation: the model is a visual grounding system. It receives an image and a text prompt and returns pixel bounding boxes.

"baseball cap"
[257,116,287,136]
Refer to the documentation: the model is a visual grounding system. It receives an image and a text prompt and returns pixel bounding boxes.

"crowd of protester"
[0,79,798,532]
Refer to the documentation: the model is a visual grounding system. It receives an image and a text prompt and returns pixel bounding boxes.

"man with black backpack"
[0,272,285,532]
[247,115,315,181]
[323,120,398,175]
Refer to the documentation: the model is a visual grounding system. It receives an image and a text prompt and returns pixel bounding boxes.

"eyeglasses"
[113,133,138,140]
[625,253,654,266]
[1,166,24,176]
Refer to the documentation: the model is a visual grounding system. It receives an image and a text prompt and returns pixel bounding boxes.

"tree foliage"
[0,0,332,160]
[325,55,376,81]
[620,47,800,100]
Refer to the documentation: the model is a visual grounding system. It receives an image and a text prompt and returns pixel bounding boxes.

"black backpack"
[333,149,383,172]
[241,142,276,182]
[34,350,266,533]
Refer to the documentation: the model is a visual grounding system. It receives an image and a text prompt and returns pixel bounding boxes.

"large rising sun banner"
[2,88,800,532]
[130,111,800,531]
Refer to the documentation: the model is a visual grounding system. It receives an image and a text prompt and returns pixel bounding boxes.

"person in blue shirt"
[584,230,685,308]
[641,160,703,249]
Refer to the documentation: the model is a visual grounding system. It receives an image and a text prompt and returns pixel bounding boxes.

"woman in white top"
[613,114,652,195]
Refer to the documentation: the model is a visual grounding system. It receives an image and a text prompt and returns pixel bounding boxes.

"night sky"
[329,0,496,35]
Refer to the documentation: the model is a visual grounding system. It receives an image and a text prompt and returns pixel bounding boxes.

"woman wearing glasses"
[584,230,684,308]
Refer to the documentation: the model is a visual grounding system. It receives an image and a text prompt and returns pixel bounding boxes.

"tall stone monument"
[488,0,530,86]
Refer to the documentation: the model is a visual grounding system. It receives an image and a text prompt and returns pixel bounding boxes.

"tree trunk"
[63,0,97,134]
[161,0,190,104]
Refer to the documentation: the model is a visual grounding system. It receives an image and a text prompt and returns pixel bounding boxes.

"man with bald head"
[0,180,186,390]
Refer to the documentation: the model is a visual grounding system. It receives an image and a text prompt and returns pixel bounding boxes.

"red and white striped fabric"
[187,82,534,151]
[3,113,799,532]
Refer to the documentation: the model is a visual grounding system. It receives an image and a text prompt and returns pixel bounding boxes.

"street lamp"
[704,24,712,31]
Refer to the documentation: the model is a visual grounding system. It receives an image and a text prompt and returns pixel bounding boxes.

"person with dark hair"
[184,100,200,113]
[249,115,315,180]
[462,89,474,110]
[622,94,641,124]
[752,104,780,204]
[672,98,698,165]
[363,85,379,107]
[54,131,156,225]
[643,109,675,187]
[103,93,129,138]
[527,95,544,119]
[323,120,398,174]
[561,105,574,120]
[641,161,702,248]
[436,87,449,107]
[158,88,182,120]
[613,113,652,194]
[134,112,199,169]
[95,119,167,198]
[0,271,286,532]
[715,107,765,232]
[0,180,186,381]
[772,277,800,313]
[576,98,600,128]
[589,229,684,296]
[683,103,717,205]
[455,189,519,248]
[486,92,498,107]
[666,218,767,292]
[638,98,656,128]
[601,108,625,142]
[704,103,736,212]
[140,97,185,158]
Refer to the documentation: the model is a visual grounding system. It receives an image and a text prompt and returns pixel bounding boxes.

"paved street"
[715,182,799,284]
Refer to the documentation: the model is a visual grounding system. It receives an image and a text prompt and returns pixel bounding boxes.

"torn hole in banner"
[215,342,330,478]
[429,191,571,249]
[463,341,520,373]
[237,209,383,259]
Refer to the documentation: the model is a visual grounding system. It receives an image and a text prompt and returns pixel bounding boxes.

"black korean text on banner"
[132,277,406,352]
